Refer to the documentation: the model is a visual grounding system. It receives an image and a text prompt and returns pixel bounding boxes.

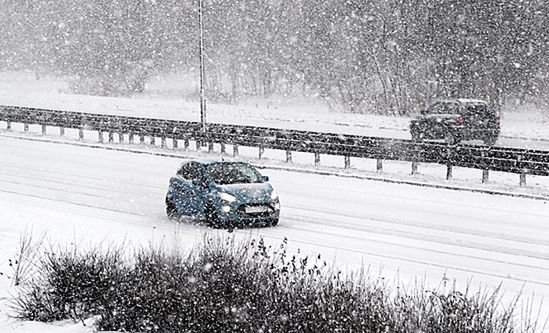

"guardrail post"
[208,142,214,153]
[220,143,226,154]
[139,134,145,144]
[344,156,351,169]
[520,171,527,187]
[59,127,65,137]
[161,137,167,148]
[376,159,383,173]
[259,146,265,159]
[482,169,489,183]
[6,121,11,130]
[314,152,320,166]
[446,147,453,180]
[184,139,189,150]
[24,123,29,132]
[411,161,418,175]
[78,128,84,140]
[108,132,114,143]
[119,133,124,143]
[286,151,292,163]
[233,145,239,157]
[172,138,178,149]
[98,131,104,143]
[150,137,156,146]
[41,124,46,135]
[446,164,453,180]
[129,133,134,144]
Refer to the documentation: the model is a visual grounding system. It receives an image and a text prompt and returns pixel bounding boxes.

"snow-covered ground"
[1,71,549,332]
[1,71,549,150]
[1,134,549,332]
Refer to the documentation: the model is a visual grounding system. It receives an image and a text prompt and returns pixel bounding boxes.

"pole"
[198,0,206,133]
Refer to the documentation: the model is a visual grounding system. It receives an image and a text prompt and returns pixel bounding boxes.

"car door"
[183,162,208,216]
[171,163,196,216]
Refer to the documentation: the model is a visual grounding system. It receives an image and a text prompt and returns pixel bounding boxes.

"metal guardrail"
[1,105,548,185]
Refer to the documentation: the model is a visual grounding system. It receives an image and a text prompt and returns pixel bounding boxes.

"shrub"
[12,236,537,332]
[13,246,126,323]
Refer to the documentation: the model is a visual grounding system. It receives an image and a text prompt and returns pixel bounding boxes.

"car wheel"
[165,199,178,220]
[483,135,497,146]
[205,204,222,228]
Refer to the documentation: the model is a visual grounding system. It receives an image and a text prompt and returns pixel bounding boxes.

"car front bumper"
[216,202,280,226]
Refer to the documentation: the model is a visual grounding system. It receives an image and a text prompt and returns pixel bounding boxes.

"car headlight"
[218,192,237,203]
[270,190,279,200]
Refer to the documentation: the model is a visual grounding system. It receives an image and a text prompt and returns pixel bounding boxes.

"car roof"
[434,98,488,105]
[456,98,487,104]
[179,159,249,166]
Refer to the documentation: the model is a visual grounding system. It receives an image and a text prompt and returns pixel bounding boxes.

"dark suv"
[410,99,500,145]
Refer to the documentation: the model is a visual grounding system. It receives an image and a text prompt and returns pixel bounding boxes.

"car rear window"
[465,104,491,118]
[429,102,459,114]
[207,163,263,185]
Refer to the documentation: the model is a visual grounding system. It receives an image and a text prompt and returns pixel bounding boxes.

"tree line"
[1,0,548,114]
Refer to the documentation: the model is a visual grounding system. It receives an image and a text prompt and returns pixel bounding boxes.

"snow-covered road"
[1,135,549,330]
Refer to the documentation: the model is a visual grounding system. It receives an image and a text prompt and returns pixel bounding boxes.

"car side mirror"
[261,175,269,182]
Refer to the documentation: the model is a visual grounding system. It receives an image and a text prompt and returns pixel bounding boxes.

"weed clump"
[13,236,531,332]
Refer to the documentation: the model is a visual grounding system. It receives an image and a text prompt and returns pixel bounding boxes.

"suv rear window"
[429,102,459,114]
[465,104,490,118]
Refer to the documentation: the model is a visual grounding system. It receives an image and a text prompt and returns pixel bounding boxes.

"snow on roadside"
[2,71,549,144]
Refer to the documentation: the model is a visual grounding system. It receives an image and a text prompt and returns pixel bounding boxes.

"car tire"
[205,204,222,228]
[165,199,178,220]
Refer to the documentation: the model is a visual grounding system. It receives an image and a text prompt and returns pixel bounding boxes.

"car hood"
[216,183,273,202]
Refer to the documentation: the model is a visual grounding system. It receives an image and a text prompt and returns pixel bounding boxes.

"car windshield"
[207,163,263,185]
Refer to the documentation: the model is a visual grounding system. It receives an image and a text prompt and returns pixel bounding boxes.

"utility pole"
[198,0,206,132]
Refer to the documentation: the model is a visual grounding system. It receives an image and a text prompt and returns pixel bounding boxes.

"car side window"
[430,102,458,114]
[465,104,488,119]
[446,103,459,114]
[177,163,192,179]
[177,163,205,182]
[187,163,204,181]
[429,102,444,114]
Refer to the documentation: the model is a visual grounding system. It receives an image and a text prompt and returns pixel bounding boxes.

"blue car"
[165,160,280,228]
